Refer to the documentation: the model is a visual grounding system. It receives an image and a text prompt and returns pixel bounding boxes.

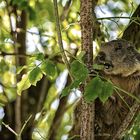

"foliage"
[84,76,114,103]
[0,0,139,140]
[61,60,88,98]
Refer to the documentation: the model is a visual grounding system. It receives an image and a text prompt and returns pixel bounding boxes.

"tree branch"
[53,0,73,80]
[2,122,18,136]
[80,0,95,140]
[112,102,140,139]
[36,78,50,113]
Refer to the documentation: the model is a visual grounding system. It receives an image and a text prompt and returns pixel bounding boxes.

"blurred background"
[0,0,140,140]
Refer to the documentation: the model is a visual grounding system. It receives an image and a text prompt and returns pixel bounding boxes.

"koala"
[95,39,140,77]
[94,39,140,140]
[69,39,140,140]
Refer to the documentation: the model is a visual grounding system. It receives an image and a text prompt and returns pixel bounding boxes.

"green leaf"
[19,1,28,10]
[71,79,82,89]
[0,59,9,73]
[17,66,27,74]
[27,6,36,20]
[61,79,82,98]
[0,94,8,106]
[77,51,86,60]
[84,77,103,103]
[46,1,55,22]
[35,53,44,60]
[93,64,104,70]
[99,81,114,103]
[17,73,31,95]
[41,60,57,81]
[29,66,43,86]
[12,0,22,5]
[61,86,71,98]
[70,60,88,83]
[12,0,28,10]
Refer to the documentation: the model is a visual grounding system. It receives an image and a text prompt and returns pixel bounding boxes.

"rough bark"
[80,0,95,140]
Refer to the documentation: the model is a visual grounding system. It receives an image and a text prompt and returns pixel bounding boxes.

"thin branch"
[115,89,131,110]
[114,86,140,104]
[36,78,49,113]
[53,0,73,80]
[97,16,139,21]
[60,0,72,21]
[34,129,46,140]
[0,52,32,57]
[26,30,54,38]
[19,115,32,136]
[2,122,18,136]
[112,101,140,140]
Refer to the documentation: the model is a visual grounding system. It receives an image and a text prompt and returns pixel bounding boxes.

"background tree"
[0,0,140,140]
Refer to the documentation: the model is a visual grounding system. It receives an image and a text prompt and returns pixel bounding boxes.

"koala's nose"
[105,55,112,62]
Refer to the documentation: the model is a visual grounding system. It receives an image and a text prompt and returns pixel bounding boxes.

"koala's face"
[95,39,140,77]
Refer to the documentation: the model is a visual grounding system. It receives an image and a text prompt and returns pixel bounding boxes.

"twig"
[60,0,72,21]
[27,30,54,38]
[115,89,131,110]
[53,0,73,80]
[112,101,140,140]
[2,122,18,136]
[114,86,140,104]
[97,16,139,21]
[36,78,49,113]
[19,115,32,136]
[47,96,69,140]
[0,52,32,57]
[34,129,46,140]
[2,115,32,139]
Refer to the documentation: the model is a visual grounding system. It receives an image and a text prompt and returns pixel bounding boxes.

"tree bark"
[80,0,95,140]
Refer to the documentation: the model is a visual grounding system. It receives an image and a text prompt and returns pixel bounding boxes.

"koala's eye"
[98,52,105,61]
[115,43,122,51]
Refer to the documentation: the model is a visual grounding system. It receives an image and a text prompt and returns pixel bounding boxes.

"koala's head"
[95,39,140,77]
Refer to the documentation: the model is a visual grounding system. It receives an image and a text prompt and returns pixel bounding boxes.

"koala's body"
[69,39,140,140]
[94,39,140,140]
